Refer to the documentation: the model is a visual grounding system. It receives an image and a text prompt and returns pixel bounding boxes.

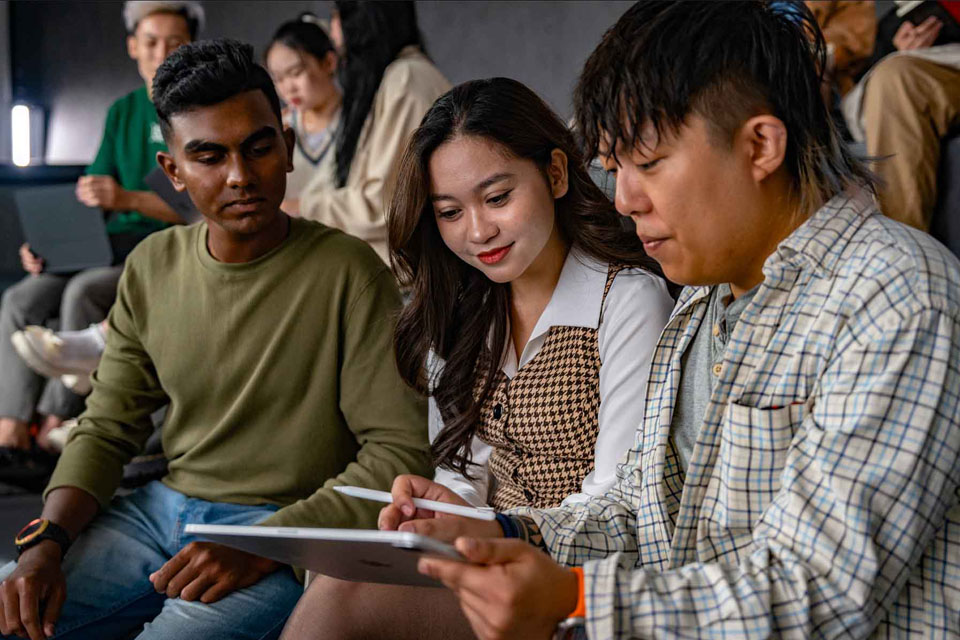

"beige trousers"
[862,55,960,231]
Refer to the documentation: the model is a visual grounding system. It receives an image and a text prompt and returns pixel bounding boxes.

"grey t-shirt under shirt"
[670,283,759,471]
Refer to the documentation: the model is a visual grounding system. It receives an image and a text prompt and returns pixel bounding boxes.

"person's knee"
[2,279,46,326]
[282,577,366,640]
[301,575,365,615]
[59,269,115,327]
[60,272,98,311]
[0,285,20,318]
[867,55,929,104]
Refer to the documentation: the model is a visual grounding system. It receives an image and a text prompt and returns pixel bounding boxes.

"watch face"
[15,519,49,546]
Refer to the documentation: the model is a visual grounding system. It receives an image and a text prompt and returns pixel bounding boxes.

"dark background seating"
[932,135,960,256]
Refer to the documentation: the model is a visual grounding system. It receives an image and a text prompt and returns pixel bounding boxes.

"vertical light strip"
[12,104,30,167]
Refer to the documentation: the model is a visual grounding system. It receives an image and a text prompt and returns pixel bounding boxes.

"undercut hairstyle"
[388,77,665,477]
[266,13,335,68]
[153,39,283,143]
[333,1,425,187]
[575,0,874,216]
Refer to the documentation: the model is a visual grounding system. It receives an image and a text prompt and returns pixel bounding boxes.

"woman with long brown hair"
[279,77,674,639]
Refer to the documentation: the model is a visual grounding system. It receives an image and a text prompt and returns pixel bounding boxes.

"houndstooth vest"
[476,264,624,510]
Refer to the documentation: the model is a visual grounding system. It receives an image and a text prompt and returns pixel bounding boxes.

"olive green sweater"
[46,218,431,531]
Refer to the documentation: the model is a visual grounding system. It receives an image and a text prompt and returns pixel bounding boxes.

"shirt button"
[712,323,720,337]
[493,404,502,420]
[712,363,723,377]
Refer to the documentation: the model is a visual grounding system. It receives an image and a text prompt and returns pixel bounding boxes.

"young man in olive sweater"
[0,39,430,640]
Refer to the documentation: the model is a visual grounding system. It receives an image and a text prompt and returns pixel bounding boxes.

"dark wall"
[0,1,11,164]
[10,0,632,164]
[417,1,633,116]
[11,0,320,163]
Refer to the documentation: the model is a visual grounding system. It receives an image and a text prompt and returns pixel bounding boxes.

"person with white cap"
[0,1,202,490]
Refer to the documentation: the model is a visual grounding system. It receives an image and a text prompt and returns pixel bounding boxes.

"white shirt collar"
[530,248,608,337]
[501,249,609,375]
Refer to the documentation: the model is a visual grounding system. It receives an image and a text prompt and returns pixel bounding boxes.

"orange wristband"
[568,567,586,618]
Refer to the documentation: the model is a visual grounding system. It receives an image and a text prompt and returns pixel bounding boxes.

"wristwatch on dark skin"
[15,518,72,559]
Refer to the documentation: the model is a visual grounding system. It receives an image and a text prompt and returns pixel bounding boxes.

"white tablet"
[184,524,463,588]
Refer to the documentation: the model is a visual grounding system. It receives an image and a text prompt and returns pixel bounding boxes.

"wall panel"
[9,0,632,164]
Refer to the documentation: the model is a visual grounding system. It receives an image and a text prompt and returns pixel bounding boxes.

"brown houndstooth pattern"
[476,265,624,510]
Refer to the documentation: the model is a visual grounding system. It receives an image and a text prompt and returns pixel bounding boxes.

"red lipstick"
[477,244,513,265]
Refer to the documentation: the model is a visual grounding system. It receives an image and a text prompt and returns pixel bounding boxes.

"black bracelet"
[495,512,519,538]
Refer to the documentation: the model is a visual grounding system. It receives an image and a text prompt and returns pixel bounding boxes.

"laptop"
[14,184,113,274]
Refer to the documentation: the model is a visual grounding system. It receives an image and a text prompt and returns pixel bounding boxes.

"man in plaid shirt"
[392,2,960,639]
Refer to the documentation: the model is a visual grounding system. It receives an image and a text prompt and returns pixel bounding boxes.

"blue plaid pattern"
[508,194,960,638]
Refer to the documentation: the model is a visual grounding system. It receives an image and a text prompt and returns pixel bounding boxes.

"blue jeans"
[0,481,302,639]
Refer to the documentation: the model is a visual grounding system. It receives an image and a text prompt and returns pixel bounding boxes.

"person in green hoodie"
[0,38,430,640]
[0,2,203,481]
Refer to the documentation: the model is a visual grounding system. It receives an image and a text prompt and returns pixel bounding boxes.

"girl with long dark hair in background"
[294,0,449,264]
[266,13,341,210]
[280,77,675,640]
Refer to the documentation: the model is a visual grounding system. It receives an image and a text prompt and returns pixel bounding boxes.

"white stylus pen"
[333,485,497,521]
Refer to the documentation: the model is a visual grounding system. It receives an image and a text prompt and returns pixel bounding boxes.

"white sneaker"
[61,373,93,396]
[11,325,103,380]
[44,419,78,453]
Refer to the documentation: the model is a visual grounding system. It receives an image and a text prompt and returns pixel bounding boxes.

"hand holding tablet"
[184,479,506,587]
[184,525,465,588]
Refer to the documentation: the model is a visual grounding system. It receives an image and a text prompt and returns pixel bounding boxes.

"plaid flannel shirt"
[507,194,960,638]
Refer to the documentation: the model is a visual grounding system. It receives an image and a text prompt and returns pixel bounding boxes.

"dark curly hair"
[153,38,283,142]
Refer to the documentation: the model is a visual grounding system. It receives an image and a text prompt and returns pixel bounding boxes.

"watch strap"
[568,567,586,619]
[554,616,586,640]
[16,519,72,558]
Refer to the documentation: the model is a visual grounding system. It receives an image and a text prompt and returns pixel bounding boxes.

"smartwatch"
[15,518,72,559]
[554,617,585,639]
[554,567,586,639]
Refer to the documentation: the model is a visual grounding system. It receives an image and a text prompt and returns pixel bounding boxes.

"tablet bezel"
[184,524,464,588]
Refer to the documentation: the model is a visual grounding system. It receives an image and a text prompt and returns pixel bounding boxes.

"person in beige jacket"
[297,1,450,264]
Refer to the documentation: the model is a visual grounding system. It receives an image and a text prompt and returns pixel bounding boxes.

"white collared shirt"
[430,250,675,507]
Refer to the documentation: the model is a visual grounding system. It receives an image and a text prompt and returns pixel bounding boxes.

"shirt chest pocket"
[719,401,804,531]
